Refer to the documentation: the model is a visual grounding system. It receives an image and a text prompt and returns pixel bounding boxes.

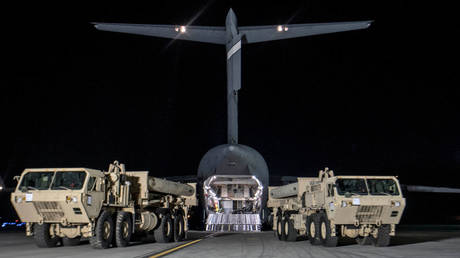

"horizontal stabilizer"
[93,23,227,44]
[240,21,372,44]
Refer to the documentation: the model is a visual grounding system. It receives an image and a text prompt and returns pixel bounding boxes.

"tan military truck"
[267,168,405,247]
[10,161,197,249]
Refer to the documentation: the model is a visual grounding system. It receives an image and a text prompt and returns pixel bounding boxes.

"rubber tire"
[90,210,114,249]
[62,237,80,246]
[115,211,132,247]
[283,218,297,242]
[173,213,185,242]
[154,214,173,243]
[371,225,391,247]
[276,216,285,241]
[34,223,60,248]
[307,214,321,245]
[356,236,372,245]
[318,213,338,247]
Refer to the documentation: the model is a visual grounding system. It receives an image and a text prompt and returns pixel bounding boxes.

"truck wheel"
[318,213,338,247]
[115,211,132,247]
[306,214,321,245]
[90,210,114,249]
[283,217,297,242]
[356,236,372,245]
[173,213,185,242]
[371,225,391,247]
[62,237,81,246]
[154,214,173,243]
[34,223,60,248]
[276,216,285,241]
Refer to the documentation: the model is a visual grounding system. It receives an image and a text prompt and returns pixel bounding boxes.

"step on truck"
[10,161,197,248]
[267,168,405,247]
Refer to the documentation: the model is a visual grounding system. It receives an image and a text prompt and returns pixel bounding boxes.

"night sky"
[1,1,459,221]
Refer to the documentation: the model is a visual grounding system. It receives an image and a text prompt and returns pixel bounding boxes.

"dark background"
[1,1,459,224]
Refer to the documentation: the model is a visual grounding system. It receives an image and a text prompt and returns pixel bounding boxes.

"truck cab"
[11,168,105,239]
[268,168,406,247]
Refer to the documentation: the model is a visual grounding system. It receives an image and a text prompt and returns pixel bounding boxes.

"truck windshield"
[336,179,368,196]
[367,179,400,196]
[51,171,87,190]
[19,172,54,190]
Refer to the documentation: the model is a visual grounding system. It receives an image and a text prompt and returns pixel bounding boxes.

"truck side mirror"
[13,176,20,182]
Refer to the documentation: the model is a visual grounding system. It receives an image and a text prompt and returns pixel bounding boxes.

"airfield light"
[277,25,283,32]
[175,27,179,32]
[0,186,3,191]
[284,26,288,31]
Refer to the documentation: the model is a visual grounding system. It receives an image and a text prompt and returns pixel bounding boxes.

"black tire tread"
[284,218,297,242]
[115,211,132,247]
[62,237,80,246]
[154,214,173,243]
[307,213,322,245]
[319,212,338,247]
[34,223,60,248]
[372,225,391,247]
[276,215,285,241]
[90,210,114,249]
[356,236,372,245]
[174,213,185,242]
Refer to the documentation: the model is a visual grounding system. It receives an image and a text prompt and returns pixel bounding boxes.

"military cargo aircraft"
[93,8,373,231]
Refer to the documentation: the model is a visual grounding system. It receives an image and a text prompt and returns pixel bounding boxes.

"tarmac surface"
[1,226,460,258]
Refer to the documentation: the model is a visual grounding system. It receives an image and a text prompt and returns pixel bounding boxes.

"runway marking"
[148,239,203,258]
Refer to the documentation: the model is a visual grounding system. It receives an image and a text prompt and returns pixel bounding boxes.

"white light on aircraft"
[175,26,186,33]
[277,25,288,32]
[0,186,3,191]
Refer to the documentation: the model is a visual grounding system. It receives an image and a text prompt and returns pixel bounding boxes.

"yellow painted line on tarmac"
[148,239,203,258]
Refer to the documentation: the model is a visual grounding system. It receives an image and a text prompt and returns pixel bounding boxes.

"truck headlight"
[341,201,347,207]
[392,201,401,207]
[66,196,78,203]
[15,196,23,203]
[329,202,335,211]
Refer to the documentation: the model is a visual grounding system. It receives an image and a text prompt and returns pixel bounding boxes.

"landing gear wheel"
[173,213,185,242]
[276,215,285,241]
[34,223,60,248]
[318,213,338,247]
[90,210,114,249]
[371,225,391,247]
[283,217,297,242]
[307,214,321,245]
[115,211,132,247]
[154,214,173,243]
[62,237,80,246]
[356,236,372,245]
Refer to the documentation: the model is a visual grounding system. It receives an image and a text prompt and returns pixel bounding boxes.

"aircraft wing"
[403,185,460,194]
[93,23,227,44]
[239,21,372,44]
